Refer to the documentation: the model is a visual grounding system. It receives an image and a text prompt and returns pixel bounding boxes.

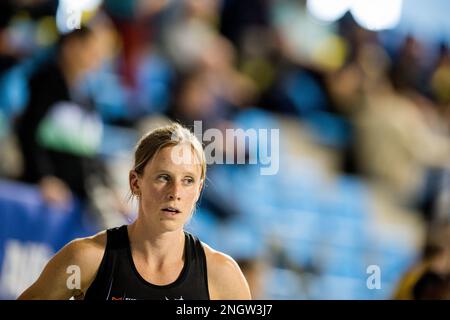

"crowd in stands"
[0,0,449,299]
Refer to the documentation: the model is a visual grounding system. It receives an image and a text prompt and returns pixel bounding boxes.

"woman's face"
[130,144,203,232]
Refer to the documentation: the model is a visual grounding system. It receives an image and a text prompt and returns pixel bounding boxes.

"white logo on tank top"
[165,296,184,300]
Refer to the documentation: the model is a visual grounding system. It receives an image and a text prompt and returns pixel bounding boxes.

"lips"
[161,206,181,214]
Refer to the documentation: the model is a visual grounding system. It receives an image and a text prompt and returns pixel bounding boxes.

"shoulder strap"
[106,225,129,251]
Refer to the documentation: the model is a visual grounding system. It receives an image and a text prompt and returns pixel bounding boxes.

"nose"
[167,182,181,201]
[168,194,181,201]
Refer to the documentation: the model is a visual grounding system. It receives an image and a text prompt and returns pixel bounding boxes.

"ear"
[129,170,140,196]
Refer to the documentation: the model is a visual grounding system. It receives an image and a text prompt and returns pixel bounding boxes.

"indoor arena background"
[0,0,449,300]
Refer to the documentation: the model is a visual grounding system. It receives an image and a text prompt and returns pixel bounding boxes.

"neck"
[127,220,185,266]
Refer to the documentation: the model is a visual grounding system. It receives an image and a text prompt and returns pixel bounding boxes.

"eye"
[183,177,194,185]
[157,174,170,182]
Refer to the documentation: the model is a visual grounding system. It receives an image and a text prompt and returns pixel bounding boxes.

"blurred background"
[0,0,450,300]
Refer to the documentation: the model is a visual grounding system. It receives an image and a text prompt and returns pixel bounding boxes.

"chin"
[158,221,185,233]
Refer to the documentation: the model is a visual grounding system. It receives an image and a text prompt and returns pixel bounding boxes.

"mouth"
[161,206,181,214]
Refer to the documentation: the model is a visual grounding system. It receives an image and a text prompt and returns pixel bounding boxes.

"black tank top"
[84,225,210,300]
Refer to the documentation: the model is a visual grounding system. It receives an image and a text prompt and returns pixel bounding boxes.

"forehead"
[144,144,202,177]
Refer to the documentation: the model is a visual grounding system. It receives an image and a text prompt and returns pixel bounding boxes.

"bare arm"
[17,233,105,300]
[203,243,252,300]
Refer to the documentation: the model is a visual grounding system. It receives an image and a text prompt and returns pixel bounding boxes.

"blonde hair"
[132,122,206,181]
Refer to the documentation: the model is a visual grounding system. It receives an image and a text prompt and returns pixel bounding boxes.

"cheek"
[141,184,164,204]
[183,188,200,206]
[140,194,158,210]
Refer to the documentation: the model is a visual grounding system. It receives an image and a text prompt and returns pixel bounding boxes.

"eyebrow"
[154,170,199,177]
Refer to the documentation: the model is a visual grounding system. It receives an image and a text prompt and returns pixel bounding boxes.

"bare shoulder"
[67,230,107,260]
[202,242,252,300]
[17,230,107,299]
[63,231,107,288]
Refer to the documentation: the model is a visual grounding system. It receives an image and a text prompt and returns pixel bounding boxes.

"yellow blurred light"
[312,35,348,71]
[36,16,58,47]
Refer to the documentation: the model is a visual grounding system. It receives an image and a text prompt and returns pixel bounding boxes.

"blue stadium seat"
[0,179,99,299]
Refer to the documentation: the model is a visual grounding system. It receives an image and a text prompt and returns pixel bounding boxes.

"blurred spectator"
[1,0,450,300]
[219,0,271,53]
[0,1,17,74]
[337,41,450,216]
[162,0,258,159]
[430,43,450,130]
[389,35,431,97]
[412,271,450,300]
[394,223,450,299]
[14,25,128,222]
[103,0,169,89]
[161,0,221,73]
